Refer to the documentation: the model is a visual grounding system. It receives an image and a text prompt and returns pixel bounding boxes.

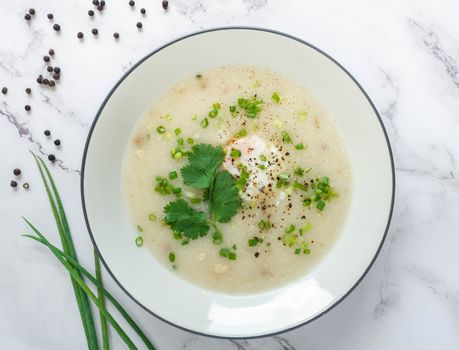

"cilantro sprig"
[163,144,241,242]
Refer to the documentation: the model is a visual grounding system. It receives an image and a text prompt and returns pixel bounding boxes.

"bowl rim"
[81,26,396,339]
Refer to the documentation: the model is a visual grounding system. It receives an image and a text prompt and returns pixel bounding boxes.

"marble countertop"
[1,0,458,349]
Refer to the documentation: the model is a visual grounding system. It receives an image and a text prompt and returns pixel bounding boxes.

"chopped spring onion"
[230,148,241,158]
[135,236,143,247]
[281,131,292,143]
[174,128,181,136]
[168,171,178,180]
[295,143,305,150]
[148,214,157,222]
[187,137,194,145]
[168,252,176,263]
[234,129,247,139]
[317,200,325,211]
[136,225,143,232]
[219,248,229,258]
[156,125,166,134]
[208,109,218,118]
[200,118,209,128]
[272,92,281,103]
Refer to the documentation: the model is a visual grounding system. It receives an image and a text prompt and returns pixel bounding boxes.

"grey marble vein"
[408,18,459,90]
[0,103,80,174]
[273,336,297,350]
[243,0,269,11]
[404,264,459,307]
[39,92,88,128]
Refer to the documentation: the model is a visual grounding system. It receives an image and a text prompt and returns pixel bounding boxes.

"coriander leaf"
[181,144,225,189]
[210,171,241,223]
[164,199,209,239]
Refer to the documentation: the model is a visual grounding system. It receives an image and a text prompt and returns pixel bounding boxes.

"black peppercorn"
[37,76,43,84]
[47,66,53,72]
[113,32,119,39]
[101,0,106,5]
[13,168,21,176]
[44,130,51,136]
[26,88,31,94]
[25,105,31,111]
[92,28,98,35]
[53,74,60,80]
[53,67,61,74]
[47,13,53,20]
[136,22,142,29]
[10,180,18,188]
[129,0,135,7]
[53,24,61,31]
[88,10,94,16]
[54,139,61,146]
[162,0,169,10]
[29,8,35,15]
[93,0,99,5]
[49,49,55,56]
[43,55,50,62]
[1,87,7,94]
[23,183,30,190]
[48,154,56,162]
[24,13,32,21]
[140,8,146,14]
[77,32,84,39]
[49,80,56,87]
[43,79,49,85]
[97,5,103,11]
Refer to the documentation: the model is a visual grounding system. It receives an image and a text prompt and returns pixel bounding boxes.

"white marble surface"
[1,0,458,349]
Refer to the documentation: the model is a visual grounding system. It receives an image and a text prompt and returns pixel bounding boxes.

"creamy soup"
[123,66,351,294]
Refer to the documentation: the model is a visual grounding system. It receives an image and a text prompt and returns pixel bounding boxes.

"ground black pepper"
[13,168,21,176]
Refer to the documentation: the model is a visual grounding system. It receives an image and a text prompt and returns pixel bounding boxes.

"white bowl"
[81,27,394,338]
